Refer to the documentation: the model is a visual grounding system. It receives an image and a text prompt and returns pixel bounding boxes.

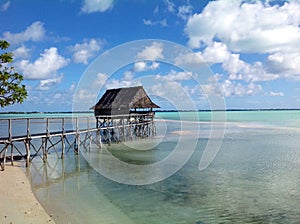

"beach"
[0,164,55,224]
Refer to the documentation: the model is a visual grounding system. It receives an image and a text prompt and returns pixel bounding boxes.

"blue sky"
[1,0,300,111]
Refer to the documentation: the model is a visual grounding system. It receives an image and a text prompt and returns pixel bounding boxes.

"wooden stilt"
[43,138,48,163]
[8,119,13,166]
[89,133,92,150]
[61,118,65,158]
[96,130,101,148]
[25,118,31,167]
[74,117,79,154]
[61,136,65,158]
[10,144,13,166]
[87,117,92,151]
[25,140,30,167]
[75,134,80,154]
[122,116,125,142]
[43,118,50,163]
[0,144,8,171]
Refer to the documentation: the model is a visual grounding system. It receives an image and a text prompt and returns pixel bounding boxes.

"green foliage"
[0,40,27,107]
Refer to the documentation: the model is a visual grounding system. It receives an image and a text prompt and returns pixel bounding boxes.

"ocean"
[2,110,300,223]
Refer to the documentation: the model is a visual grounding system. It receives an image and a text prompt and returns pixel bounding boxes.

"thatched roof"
[93,86,159,115]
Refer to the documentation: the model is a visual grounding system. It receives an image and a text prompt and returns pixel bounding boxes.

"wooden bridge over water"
[0,113,156,171]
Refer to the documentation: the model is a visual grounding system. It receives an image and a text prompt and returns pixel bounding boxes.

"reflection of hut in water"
[92,86,160,142]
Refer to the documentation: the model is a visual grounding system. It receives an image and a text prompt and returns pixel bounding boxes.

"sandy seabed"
[0,164,55,224]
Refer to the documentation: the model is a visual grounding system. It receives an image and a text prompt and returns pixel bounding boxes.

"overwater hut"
[92,86,160,141]
[93,86,159,116]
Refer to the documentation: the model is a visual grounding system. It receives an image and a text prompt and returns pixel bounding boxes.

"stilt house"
[92,86,160,140]
[93,86,160,116]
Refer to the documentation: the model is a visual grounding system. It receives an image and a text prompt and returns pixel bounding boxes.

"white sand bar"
[0,164,55,224]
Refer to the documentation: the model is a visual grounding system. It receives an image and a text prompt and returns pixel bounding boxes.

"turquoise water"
[4,111,300,223]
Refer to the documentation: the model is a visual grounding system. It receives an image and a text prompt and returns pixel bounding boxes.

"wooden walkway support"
[0,113,156,171]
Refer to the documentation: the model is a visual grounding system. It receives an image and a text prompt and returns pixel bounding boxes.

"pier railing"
[0,113,156,170]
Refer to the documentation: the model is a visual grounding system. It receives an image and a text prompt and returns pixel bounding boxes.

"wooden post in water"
[61,118,65,158]
[42,137,46,163]
[96,117,102,148]
[25,140,30,167]
[25,118,31,167]
[151,113,155,135]
[108,117,111,146]
[122,116,125,142]
[129,117,132,139]
[43,118,49,163]
[74,117,79,154]
[87,117,92,150]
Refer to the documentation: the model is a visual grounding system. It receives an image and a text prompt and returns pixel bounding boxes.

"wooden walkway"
[0,113,156,171]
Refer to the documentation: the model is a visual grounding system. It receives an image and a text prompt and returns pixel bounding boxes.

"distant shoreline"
[157,108,300,112]
[1,108,300,115]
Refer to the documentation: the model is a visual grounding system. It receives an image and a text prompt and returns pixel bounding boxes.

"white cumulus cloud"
[81,0,113,13]
[156,70,192,82]
[133,61,159,72]
[175,42,231,67]
[202,80,263,97]
[123,71,134,81]
[15,47,69,80]
[105,79,141,90]
[175,41,278,83]
[12,45,31,59]
[70,38,102,64]
[223,54,279,82]
[267,51,300,78]
[77,89,98,102]
[36,75,63,91]
[2,21,46,45]
[150,80,195,110]
[136,42,164,60]
[92,72,108,88]
[185,0,300,53]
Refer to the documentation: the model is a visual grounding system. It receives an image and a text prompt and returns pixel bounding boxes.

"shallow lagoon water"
[24,111,300,223]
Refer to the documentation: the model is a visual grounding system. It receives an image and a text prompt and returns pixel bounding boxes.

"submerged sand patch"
[171,130,193,135]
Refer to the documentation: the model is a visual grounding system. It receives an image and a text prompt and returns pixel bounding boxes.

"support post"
[61,136,65,158]
[122,116,125,142]
[1,144,8,171]
[43,118,49,163]
[8,119,13,165]
[97,129,102,148]
[25,140,30,167]
[87,117,91,150]
[10,144,13,166]
[25,118,31,167]
[74,136,79,154]
[152,113,156,136]
[129,116,133,141]
[42,138,47,163]
[61,118,65,158]
[74,117,79,154]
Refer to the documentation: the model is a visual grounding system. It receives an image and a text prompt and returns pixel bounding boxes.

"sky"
[1,0,300,112]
